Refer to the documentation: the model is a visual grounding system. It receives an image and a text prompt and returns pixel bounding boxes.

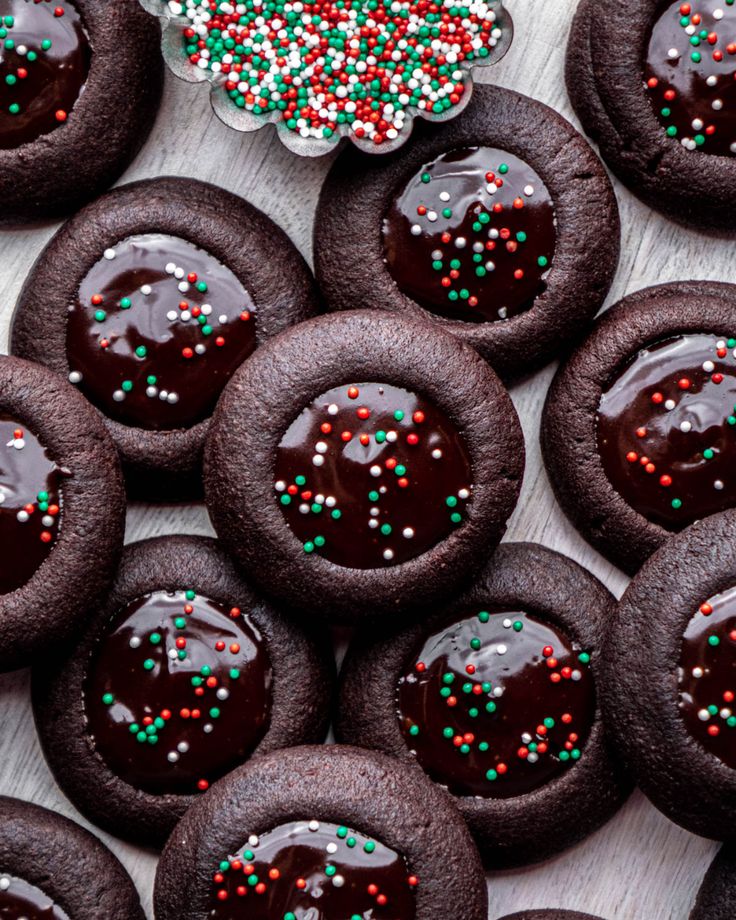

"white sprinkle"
[0,878,10,891]
[68,371,82,384]
[427,210,438,222]
[411,224,422,236]
[439,191,450,202]
[113,390,125,402]
[217,688,230,701]
[665,399,676,410]
[503,618,512,628]
[571,669,582,681]
[383,548,394,561]
[195,344,206,355]
[714,7,724,19]
[332,875,345,888]
[714,480,725,490]
[458,488,470,499]
[454,236,467,249]
[431,448,443,459]
[129,637,142,649]
[680,421,692,433]
[12,438,24,450]
[713,99,724,111]
[146,387,158,398]
[178,741,190,753]
[168,392,179,404]
[42,516,54,527]
[312,454,325,467]
[497,644,507,655]
[168,648,178,660]
[668,47,679,59]
[370,464,382,477]
[141,284,152,296]
[249,834,260,846]
[167,752,180,763]
[174,267,185,280]
[165,262,176,275]
[167,310,178,322]
[403,527,415,539]
[328,403,339,415]
[698,708,711,721]
[527,752,539,764]
[309,821,320,832]
[274,480,286,492]
[178,281,190,293]
[315,440,328,454]
[692,667,704,678]
[524,184,534,197]
[104,248,116,260]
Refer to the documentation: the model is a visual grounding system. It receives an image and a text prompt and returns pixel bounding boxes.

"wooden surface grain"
[0,1,727,917]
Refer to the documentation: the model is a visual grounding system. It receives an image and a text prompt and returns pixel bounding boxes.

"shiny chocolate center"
[0,875,69,920]
[66,234,257,431]
[210,820,417,919]
[645,0,736,156]
[383,147,556,323]
[84,589,272,795]
[0,414,61,595]
[0,0,90,150]
[273,382,473,569]
[679,584,736,767]
[397,609,595,798]
[597,333,736,530]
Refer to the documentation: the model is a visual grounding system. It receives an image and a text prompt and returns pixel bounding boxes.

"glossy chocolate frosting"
[645,0,736,156]
[383,147,555,323]
[597,333,736,530]
[84,589,272,795]
[679,584,736,768]
[66,234,257,431]
[0,0,90,150]
[0,414,61,596]
[0,875,69,920]
[273,382,473,569]
[397,609,595,798]
[210,820,417,919]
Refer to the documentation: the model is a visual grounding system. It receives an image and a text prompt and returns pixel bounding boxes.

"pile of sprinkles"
[0,415,61,596]
[163,0,511,146]
[273,382,473,569]
[679,584,736,768]
[597,333,736,531]
[66,234,256,432]
[84,588,272,796]
[211,819,418,917]
[397,609,595,798]
[645,0,736,156]
[383,146,556,323]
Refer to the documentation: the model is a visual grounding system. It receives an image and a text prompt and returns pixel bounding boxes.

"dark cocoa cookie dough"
[567,0,736,233]
[154,744,488,920]
[0,0,162,226]
[204,310,524,624]
[11,176,321,498]
[691,845,736,920]
[542,281,736,575]
[314,84,620,382]
[604,509,736,841]
[336,543,629,868]
[32,535,335,847]
[0,795,144,919]
[0,355,125,672]
[498,914,604,920]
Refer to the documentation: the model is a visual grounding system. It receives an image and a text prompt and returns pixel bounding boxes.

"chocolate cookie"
[11,176,321,498]
[32,535,335,847]
[204,310,524,623]
[154,744,489,920]
[542,281,736,575]
[0,355,125,672]
[691,845,736,920]
[0,795,144,919]
[566,0,736,233]
[314,84,620,382]
[336,543,629,868]
[604,508,736,841]
[0,0,162,226]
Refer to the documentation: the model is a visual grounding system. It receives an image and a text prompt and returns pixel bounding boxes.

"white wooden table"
[0,1,727,916]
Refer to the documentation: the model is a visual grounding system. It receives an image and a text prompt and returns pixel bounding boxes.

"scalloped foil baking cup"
[141,0,513,156]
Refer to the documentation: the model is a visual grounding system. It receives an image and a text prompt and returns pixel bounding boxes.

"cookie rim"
[31,534,335,848]
[11,175,321,495]
[335,542,630,868]
[0,354,125,671]
[204,309,525,624]
[313,83,620,382]
[153,744,488,920]
[604,509,736,842]
[541,280,736,575]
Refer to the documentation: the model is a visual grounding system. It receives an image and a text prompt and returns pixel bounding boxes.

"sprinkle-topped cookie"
[383,147,556,323]
[161,0,511,148]
[66,234,257,431]
[679,584,736,767]
[645,0,736,156]
[211,820,418,918]
[0,414,61,596]
[84,589,272,795]
[597,333,736,530]
[0,0,90,150]
[273,382,472,569]
[0,876,69,920]
[397,608,595,798]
